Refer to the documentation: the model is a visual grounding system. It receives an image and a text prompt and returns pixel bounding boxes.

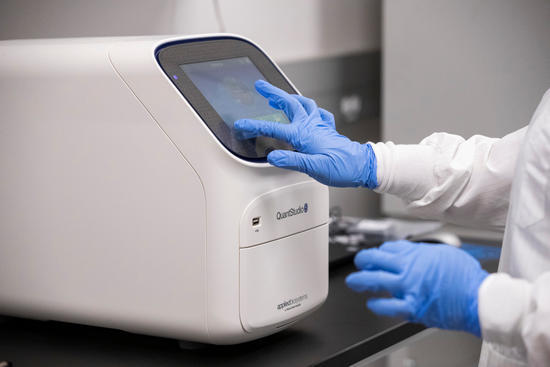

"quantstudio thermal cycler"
[0,35,329,344]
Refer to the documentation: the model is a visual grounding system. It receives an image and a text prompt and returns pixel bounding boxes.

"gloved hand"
[234,80,377,188]
[346,240,489,336]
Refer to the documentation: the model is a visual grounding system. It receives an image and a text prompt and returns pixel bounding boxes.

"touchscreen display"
[180,57,291,158]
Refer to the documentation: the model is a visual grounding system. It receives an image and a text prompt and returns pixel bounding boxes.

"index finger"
[354,248,402,273]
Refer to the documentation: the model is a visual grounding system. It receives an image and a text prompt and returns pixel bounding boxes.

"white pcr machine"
[0,35,329,344]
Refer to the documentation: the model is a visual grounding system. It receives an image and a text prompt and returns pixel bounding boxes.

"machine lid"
[239,224,328,332]
[156,37,295,162]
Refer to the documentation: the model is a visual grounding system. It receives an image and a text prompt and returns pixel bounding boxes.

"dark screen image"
[180,57,290,157]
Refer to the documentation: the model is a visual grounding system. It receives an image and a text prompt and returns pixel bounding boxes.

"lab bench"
[0,241,499,367]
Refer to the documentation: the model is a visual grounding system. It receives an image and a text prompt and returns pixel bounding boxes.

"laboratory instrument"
[0,35,329,345]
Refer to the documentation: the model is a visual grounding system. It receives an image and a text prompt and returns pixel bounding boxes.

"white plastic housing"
[0,35,329,344]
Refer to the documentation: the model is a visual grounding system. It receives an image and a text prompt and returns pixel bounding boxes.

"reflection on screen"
[180,57,289,133]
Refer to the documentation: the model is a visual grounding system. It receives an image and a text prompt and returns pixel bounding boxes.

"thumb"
[234,119,292,143]
[267,150,313,175]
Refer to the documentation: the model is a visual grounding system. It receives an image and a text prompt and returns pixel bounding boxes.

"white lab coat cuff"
[478,273,533,349]
[370,141,437,201]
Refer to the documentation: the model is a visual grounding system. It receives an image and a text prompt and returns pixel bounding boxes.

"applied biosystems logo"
[276,203,308,220]
[277,294,308,311]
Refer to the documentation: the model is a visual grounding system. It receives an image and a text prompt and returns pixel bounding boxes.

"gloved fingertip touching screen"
[234,80,378,188]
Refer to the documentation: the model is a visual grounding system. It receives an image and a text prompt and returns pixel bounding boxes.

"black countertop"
[0,242,499,367]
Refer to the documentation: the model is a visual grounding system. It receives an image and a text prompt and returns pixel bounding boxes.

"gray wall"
[382,0,550,217]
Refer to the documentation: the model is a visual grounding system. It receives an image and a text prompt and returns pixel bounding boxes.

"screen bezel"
[156,37,297,162]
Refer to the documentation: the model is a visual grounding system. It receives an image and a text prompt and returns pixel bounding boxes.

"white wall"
[382,0,550,218]
[0,0,381,62]
[218,0,380,62]
[0,0,220,39]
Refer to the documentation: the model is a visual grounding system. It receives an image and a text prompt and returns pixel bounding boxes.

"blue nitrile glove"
[234,80,377,188]
[346,240,489,336]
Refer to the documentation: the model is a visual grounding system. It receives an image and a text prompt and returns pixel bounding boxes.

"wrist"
[369,141,437,200]
[466,269,489,337]
[362,143,378,189]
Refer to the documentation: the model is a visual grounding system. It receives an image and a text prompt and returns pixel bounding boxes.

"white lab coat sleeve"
[478,272,550,367]
[369,127,527,229]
